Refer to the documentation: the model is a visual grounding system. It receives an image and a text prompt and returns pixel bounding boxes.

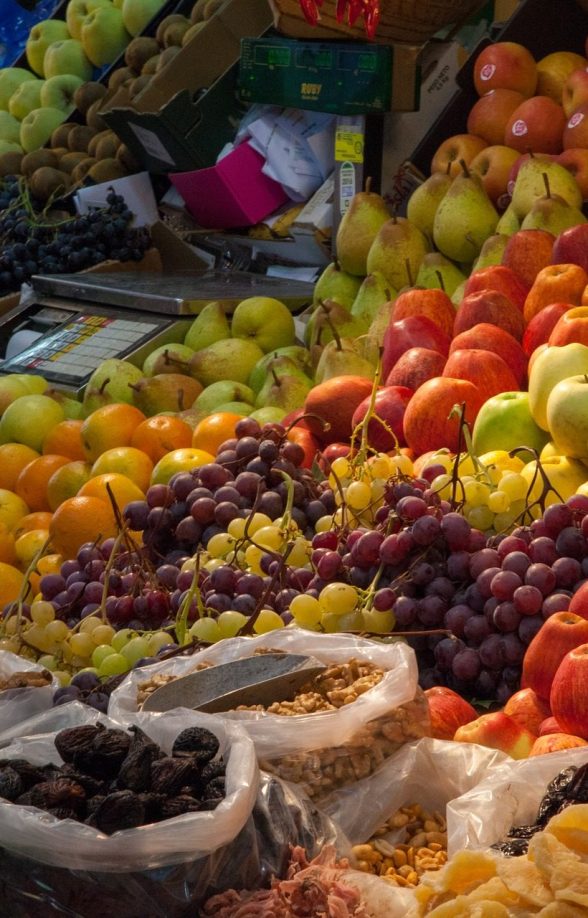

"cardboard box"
[102,0,273,174]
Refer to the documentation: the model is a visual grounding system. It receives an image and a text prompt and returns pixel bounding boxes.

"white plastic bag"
[447,745,588,854]
[325,737,509,844]
[109,631,426,800]
[0,650,57,735]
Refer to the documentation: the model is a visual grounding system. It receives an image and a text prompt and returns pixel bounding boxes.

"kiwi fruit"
[73,81,107,116]
[50,122,76,150]
[0,151,23,177]
[29,167,71,202]
[59,151,88,175]
[108,66,136,92]
[125,36,159,72]
[129,74,151,99]
[155,14,188,45]
[67,125,97,153]
[88,129,113,158]
[182,22,206,46]
[116,144,139,173]
[95,132,120,161]
[71,157,96,184]
[22,149,59,178]
[163,19,191,47]
[156,46,181,73]
[141,55,160,75]
[87,159,126,183]
[190,0,208,23]
[203,0,224,18]
[86,99,108,132]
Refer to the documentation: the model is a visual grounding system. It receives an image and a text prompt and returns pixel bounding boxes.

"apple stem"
[458,158,470,178]
[271,366,281,386]
[434,270,446,292]
[364,176,372,194]
[405,258,414,288]
[98,377,110,395]
[542,172,551,199]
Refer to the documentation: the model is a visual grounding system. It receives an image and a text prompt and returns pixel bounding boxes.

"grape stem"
[2,537,50,647]
[176,553,204,646]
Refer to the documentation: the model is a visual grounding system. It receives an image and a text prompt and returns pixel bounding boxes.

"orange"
[0,444,40,491]
[78,472,145,515]
[42,419,85,461]
[36,553,63,577]
[15,454,71,512]
[130,415,193,462]
[14,529,50,570]
[0,524,16,565]
[91,446,153,493]
[46,461,92,512]
[81,404,146,462]
[192,412,242,455]
[49,496,117,560]
[0,561,24,606]
[13,512,53,540]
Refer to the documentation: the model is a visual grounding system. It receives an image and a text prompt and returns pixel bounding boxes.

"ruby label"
[511,119,528,137]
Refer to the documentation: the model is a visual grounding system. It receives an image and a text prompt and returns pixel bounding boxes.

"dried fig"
[172,726,219,763]
[94,790,145,835]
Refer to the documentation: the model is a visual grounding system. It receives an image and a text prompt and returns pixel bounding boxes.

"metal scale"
[0,271,314,396]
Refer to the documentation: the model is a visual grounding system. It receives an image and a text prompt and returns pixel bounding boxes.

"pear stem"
[458,158,470,178]
[542,172,551,199]
[434,270,446,292]
[323,310,343,350]
[364,176,372,194]
[98,377,110,395]
[270,366,281,386]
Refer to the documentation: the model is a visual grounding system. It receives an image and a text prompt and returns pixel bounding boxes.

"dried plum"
[55,725,103,764]
[159,795,201,819]
[94,790,145,835]
[505,824,539,839]
[537,791,567,825]
[491,838,529,857]
[172,727,219,764]
[566,763,588,802]
[30,779,86,815]
[118,726,161,792]
[0,767,22,801]
[546,766,577,795]
[150,758,195,796]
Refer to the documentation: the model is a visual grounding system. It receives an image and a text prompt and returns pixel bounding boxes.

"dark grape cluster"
[0,184,151,294]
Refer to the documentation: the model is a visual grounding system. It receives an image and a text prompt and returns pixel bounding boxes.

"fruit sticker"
[479,63,496,81]
[511,119,529,136]
[568,111,585,128]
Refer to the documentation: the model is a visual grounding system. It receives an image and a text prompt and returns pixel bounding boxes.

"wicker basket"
[268,0,482,44]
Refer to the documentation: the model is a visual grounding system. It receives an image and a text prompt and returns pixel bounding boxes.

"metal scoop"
[142,653,327,714]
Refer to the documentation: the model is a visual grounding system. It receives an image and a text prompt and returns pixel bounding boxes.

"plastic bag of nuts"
[0,651,58,738]
[110,630,426,804]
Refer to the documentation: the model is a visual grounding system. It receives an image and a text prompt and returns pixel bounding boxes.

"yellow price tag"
[335,130,364,163]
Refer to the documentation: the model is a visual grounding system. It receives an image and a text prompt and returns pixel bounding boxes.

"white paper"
[74,172,158,227]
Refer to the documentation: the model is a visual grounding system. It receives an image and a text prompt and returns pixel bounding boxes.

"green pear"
[364,299,397,355]
[214,401,252,416]
[313,261,362,310]
[247,346,313,393]
[193,381,255,414]
[184,301,231,352]
[415,253,466,298]
[189,338,264,387]
[305,299,368,348]
[350,272,396,327]
[82,358,143,413]
[451,280,467,308]
[255,370,313,412]
[249,406,286,424]
[472,234,510,271]
[335,179,390,276]
[248,354,313,396]
[46,388,84,420]
[314,337,375,383]
[406,172,453,240]
[142,343,195,377]
[0,377,31,415]
[433,163,498,263]
[520,174,587,234]
[129,373,202,415]
[366,216,429,291]
[11,374,48,394]
[511,158,583,219]
[495,203,520,236]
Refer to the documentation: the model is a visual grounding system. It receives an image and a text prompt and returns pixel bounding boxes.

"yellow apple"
[547,374,588,458]
[0,68,39,110]
[528,342,588,430]
[44,39,93,82]
[81,6,131,67]
[521,455,588,509]
[26,20,70,77]
[66,0,112,40]
[536,51,588,103]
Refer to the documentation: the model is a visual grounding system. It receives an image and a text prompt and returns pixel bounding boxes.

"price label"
[335,130,364,163]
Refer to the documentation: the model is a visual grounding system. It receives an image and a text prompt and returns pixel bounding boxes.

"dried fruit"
[0,758,54,789]
[202,775,225,800]
[55,725,102,764]
[172,727,219,763]
[199,758,225,785]
[74,728,131,778]
[0,767,22,801]
[48,806,78,821]
[159,795,201,820]
[94,790,145,835]
[118,726,161,792]
[30,778,86,815]
[150,757,195,796]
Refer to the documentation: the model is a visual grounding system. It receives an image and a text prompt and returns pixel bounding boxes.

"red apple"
[304,376,374,445]
[539,715,565,736]
[430,133,488,177]
[524,263,588,324]
[453,711,536,759]
[558,148,588,199]
[563,68,588,118]
[391,287,455,337]
[503,687,552,735]
[504,96,566,154]
[530,733,588,755]
[450,323,527,385]
[385,347,447,390]
[473,41,537,98]
[402,376,484,456]
[442,348,519,402]
[570,581,588,619]
[501,228,555,288]
[549,305,588,346]
[553,224,588,273]
[281,407,312,432]
[454,289,526,341]
[550,643,588,739]
[351,385,413,451]
[522,302,571,356]
[463,265,529,311]
[286,425,319,468]
[318,441,351,473]
[467,89,527,146]
[382,315,452,380]
[521,611,588,700]
[424,686,477,741]
[563,103,588,149]
[507,152,555,197]
[470,145,520,205]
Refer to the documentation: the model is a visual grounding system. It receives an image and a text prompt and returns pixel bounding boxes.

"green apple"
[528,343,588,431]
[0,111,23,145]
[44,40,93,82]
[0,69,39,111]
[193,380,255,414]
[546,375,588,460]
[66,0,112,40]
[8,80,44,120]
[249,406,287,424]
[0,395,64,450]
[472,392,549,461]
[20,107,66,153]
[40,75,84,115]
[26,21,70,77]
[231,296,296,353]
[522,455,588,508]
[122,0,167,36]
[81,6,131,67]
[0,140,22,156]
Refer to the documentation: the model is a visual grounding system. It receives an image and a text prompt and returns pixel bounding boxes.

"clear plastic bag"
[0,650,57,735]
[447,745,588,854]
[109,630,427,801]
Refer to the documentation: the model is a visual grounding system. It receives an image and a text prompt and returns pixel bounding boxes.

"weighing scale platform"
[0,271,314,396]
